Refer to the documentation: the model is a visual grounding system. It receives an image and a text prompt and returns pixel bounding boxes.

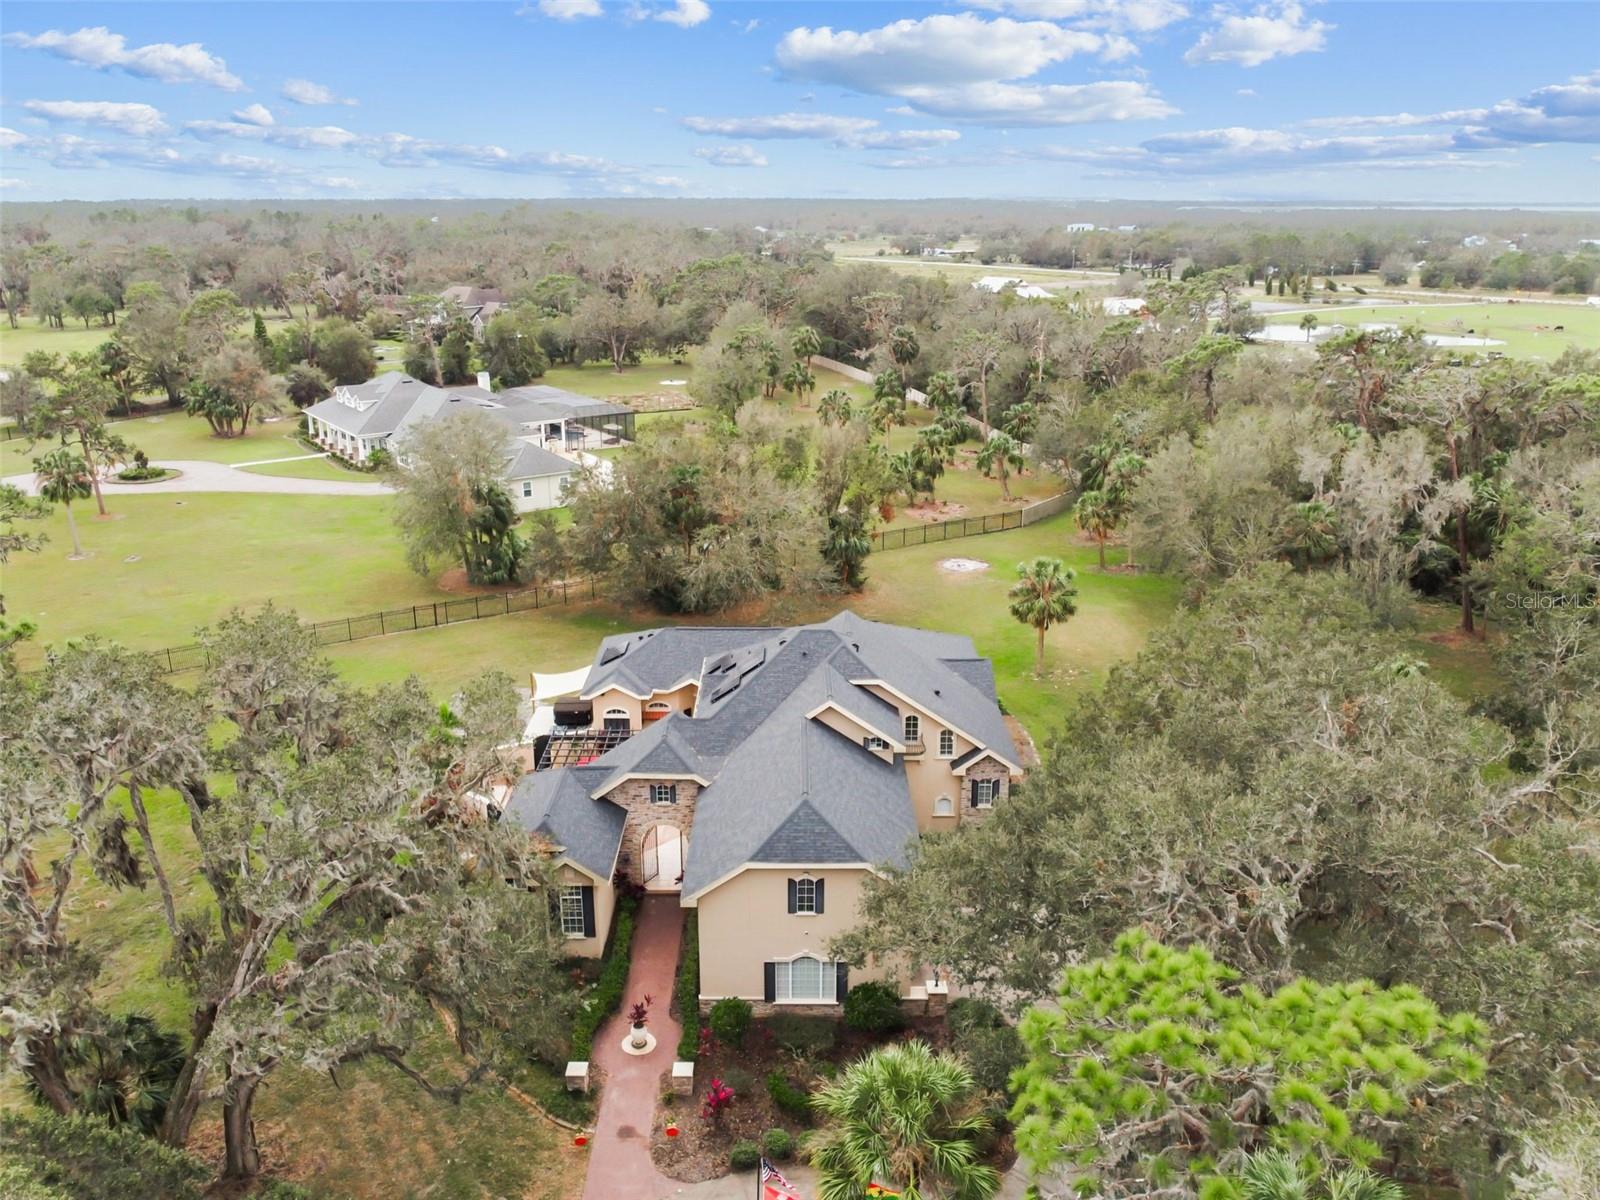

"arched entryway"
[640,824,686,892]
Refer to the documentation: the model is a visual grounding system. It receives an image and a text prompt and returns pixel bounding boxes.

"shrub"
[842,980,905,1034]
[0,1110,209,1200]
[720,1065,756,1096]
[569,892,639,1060]
[675,914,701,1059]
[702,1077,736,1125]
[949,998,1023,1094]
[729,1140,761,1172]
[766,1013,836,1057]
[762,1128,795,1161]
[708,996,752,1047]
[766,1071,813,1124]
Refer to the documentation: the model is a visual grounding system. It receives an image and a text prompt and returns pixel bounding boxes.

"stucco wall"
[555,862,614,960]
[694,866,892,1003]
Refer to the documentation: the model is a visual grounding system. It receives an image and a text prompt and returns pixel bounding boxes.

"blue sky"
[1,2,1596,203]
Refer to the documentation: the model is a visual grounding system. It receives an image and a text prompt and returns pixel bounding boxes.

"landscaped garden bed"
[650,995,1016,1184]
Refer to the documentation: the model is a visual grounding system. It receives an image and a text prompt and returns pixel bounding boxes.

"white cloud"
[520,0,604,18]
[735,18,760,34]
[682,112,960,149]
[1028,125,1498,176]
[1301,73,1600,147]
[1305,108,1486,129]
[22,99,169,137]
[232,103,275,127]
[971,1,1189,34]
[776,14,1127,92]
[1184,3,1331,68]
[693,144,768,167]
[3,26,244,90]
[683,113,879,139]
[773,13,1167,127]
[280,78,358,107]
[1236,87,1256,97]
[0,128,27,150]
[2,129,365,190]
[893,80,1176,125]
[656,0,711,28]
[0,177,30,190]
[186,120,364,149]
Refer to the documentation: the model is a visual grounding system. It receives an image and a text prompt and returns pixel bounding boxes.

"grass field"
[237,454,368,481]
[1262,300,1600,359]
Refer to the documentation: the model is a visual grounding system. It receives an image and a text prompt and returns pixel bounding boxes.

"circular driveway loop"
[3,459,394,498]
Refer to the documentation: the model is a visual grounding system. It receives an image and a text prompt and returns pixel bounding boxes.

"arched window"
[903,714,920,743]
[775,955,832,1001]
[603,707,630,731]
[934,795,955,817]
[938,729,955,757]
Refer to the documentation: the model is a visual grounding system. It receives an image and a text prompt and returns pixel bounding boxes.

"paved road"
[3,459,393,498]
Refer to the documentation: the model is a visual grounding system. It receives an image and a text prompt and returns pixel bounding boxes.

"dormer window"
[864,736,890,751]
[903,714,920,743]
[650,783,678,805]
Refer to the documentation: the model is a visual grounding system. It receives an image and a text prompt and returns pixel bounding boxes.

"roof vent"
[598,644,627,665]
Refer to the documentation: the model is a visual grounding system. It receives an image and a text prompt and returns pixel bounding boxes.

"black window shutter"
[787,878,798,913]
[815,879,826,914]
[969,779,979,807]
[763,962,777,1003]
[546,888,560,924]
[834,963,849,1003]
[580,886,596,939]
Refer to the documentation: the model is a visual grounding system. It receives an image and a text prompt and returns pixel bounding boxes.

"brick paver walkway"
[581,894,685,1200]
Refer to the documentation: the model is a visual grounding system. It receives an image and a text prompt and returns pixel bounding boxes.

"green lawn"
[238,454,369,481]
[1262,300,1600,359]
[5,494,435,661]
[0,320,123,364]
[2,412,309,476]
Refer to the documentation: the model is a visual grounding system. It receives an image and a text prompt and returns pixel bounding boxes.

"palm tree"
[1075,489,1117,570]
[1239,1150,1403,1200]
[808,1041,1000,1200]
[1008,557,1077,677]
[783,360,817,406]
[790,323,822,370]
[1300,312,1320,342]
[889,323,920,385]
[975,431,1025,501]
[1105,450,1146,567]
[1280,499,1339,568]
[818,389,853,427]
[33,446,93,559]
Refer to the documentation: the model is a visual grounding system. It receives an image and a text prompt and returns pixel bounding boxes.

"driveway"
[2,459,393,498]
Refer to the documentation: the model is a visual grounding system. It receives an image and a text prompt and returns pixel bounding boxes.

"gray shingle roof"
[505,441,574,480]
[302,374,630,443]
[502,765,624,878]
[680,702,919,896]
[520,611,1016,897]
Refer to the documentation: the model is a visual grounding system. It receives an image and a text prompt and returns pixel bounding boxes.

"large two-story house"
[504,611,1022,1014]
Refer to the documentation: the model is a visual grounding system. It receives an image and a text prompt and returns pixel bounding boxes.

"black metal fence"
[137,494,1072,675]
[869,492,1072,552]
[147,577,600,675]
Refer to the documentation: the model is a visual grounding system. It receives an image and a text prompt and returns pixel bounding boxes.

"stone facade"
[603,778,702,887]
[961,755,1011,823]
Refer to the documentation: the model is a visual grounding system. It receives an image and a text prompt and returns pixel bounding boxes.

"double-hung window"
[558,885,586,938]
[650,783,678,805]
[973,779,1000,808]
[521,480,534,499]
[938,729,955,757]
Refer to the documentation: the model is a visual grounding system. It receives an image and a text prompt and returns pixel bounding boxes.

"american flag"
[759,1157,798,1198]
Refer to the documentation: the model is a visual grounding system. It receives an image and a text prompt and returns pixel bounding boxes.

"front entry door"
[640,825,684,891]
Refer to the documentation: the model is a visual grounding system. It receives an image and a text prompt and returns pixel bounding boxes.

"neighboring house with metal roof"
[502,611,1023,1012]
[301,372,635,512]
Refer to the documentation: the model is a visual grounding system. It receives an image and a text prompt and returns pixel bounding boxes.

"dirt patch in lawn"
[937,556,990,574]
[904,500,968,522]
[620,393,699,413]
[1421,626,1488,650]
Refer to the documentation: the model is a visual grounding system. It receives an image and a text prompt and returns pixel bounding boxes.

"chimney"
[476,370,491,391]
